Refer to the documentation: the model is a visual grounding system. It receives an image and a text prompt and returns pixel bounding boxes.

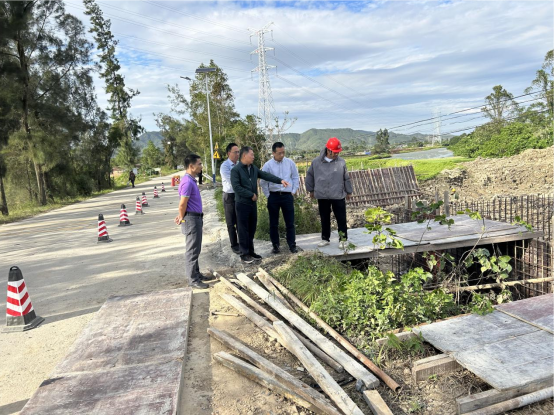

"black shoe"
[198,273,212,281]
[231,246,241,255]
[241,255,255,264]
[250,252,262,260]
[290,246,302,254]
[190,280,209,289]
[272,244,280,254]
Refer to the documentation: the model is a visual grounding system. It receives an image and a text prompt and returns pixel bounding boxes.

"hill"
[281,128,430,151]
[137,131,164,150]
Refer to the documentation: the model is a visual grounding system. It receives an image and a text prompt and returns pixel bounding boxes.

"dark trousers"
[181,216,203,284]
[267,192,296,249]
[318,198,348,241]
[236,201,257,256]
[223,192,239,249]
[198,170,203,185]
[130,179,135,188]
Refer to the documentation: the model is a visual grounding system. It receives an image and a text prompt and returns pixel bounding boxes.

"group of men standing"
[175,137,353,289]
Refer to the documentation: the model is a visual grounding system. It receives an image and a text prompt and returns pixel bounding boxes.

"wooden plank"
[207,328,340,415]
[463,386,554,415]
[214,352,320,413]
[218,275,344,372]
[412,354,462,382]
[273,321,364,415]
[257,273,295,311]
[376,331,417,346]
[457,380,554,414]
[260,269,399,392]
[219,293,279,340]
[236,273,380,389]
[362,390,393,415]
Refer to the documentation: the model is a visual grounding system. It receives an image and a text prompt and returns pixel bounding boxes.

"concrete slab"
[295,215,538,260]
[20,288,192,415]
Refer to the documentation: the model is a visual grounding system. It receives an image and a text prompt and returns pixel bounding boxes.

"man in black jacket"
[231,146,290,264]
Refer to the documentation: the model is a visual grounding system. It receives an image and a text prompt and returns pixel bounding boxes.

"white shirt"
[260,157,300,198]
[220,158,236,193]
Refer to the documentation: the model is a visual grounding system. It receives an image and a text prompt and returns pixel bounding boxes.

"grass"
[296,156,472,181]
[0,167,180,225]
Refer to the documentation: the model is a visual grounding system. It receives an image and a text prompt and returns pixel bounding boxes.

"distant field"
[296,156,473,181]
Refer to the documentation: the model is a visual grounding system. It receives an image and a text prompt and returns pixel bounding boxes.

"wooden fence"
[297,165,421,207]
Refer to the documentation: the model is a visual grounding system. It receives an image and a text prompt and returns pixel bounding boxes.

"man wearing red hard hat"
[305,137,353,249]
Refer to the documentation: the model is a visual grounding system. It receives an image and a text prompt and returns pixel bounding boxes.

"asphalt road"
[0,172,194,414]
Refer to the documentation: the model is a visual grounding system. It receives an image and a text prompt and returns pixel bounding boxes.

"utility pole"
[250,23,276,143]
[433,109,442,145]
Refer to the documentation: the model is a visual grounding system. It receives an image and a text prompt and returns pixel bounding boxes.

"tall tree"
[1,0,94,205]
[481,85,519,124]
[525,50,554,118]
[83,0,143,172]
[373,128,390,154]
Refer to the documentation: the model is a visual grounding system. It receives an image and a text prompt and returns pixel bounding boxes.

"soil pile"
[422,147,553,198]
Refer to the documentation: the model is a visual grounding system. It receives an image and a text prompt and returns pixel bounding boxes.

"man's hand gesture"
[281,180,290,188]
[252,194,258,202]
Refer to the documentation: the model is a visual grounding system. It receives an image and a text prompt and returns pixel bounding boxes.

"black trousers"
[317,198,348,241]
[267,192,296,249]
[236,201,257,256]
[223,192,239,249]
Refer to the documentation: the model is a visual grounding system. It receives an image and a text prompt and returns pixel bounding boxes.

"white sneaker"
[317,240,330,247]
[338,240,349,250]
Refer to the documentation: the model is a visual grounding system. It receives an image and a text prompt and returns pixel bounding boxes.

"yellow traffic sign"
[213,143,221,159]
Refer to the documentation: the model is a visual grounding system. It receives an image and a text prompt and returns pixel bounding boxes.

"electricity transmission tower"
[432,109,442,145]
[250,23,276,139]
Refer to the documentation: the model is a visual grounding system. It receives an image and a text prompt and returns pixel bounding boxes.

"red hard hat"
[326,137,342,153]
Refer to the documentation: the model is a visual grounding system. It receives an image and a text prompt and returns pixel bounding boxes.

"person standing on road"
[174,154,209,289]
[128,170,135,188]
[231,146,290,264]
[220,143,240,254]
[260,142,300,254]
[305,137,353,249]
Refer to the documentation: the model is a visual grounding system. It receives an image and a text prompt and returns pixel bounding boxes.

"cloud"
[65,0,553,134]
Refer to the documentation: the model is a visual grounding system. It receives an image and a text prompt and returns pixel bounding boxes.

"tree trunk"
[26,160,35,202]
[33,160,46,205]
[0,175,8,216]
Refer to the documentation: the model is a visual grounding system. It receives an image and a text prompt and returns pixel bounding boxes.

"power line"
[96,1,250,45]
[143,0,249,34]
[387,90,542,131]
[270,56,365,114]
[397,95,544,133]
[113,32,248,63]
[66,2,251,54]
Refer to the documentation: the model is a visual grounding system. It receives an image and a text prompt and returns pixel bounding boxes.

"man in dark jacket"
[305,137,353,249]
[231,146,290,264]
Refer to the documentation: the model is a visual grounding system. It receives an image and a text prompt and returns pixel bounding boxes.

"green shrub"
[275,253,459,339]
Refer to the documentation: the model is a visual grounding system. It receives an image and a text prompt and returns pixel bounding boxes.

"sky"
[64,0,554,135]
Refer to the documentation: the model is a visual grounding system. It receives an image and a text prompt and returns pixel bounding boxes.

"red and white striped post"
[161,182,166,192]
[141,192,149,207]
[153,186,159,198]
[4,266,44,332]
[135,196,144,215]
[97,213,112,243]
[118,204,132,226]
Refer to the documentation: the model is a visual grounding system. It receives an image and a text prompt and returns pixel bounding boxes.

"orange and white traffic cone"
[97,214,112,243]
[4,266,44,332]
[141,192,149,207]
[118,204,132,226]
[135,196,144,215]
[153,186,160,198]
[161,182,166,192]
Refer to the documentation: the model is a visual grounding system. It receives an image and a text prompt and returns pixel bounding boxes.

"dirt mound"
[422,147,554,198]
